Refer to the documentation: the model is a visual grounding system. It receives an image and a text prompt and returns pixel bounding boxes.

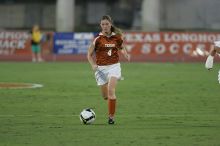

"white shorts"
[214,41,220,48]
[95,63,121,86]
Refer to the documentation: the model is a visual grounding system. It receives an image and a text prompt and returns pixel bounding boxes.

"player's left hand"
[126,54,131,61]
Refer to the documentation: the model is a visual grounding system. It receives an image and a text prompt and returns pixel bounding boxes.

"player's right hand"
[92,64,98,71]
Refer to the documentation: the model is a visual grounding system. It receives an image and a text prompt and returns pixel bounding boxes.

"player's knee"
[108,89,116,99]
[108,95,116,99]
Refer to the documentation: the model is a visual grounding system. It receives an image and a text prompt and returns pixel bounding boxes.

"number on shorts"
[107,49,112,56]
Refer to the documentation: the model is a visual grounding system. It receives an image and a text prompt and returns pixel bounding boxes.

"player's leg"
[31,45,37,62]
[107,76,118,124]
[100,83,108,100]
[218,70,220,84]
[37,52,43,62]
[32,53,37,62]
[96,67,108,100]
[210,46,217,56]
[205,44,220,70]
[36,46,43,62]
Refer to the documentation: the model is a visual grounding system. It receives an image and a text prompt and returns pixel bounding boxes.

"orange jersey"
[93,32,123,66]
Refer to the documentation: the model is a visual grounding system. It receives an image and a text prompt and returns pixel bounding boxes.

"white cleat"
[32,58,36,63]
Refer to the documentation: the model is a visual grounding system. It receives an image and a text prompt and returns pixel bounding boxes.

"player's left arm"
[119,34,130,61]
[120,44,131,61]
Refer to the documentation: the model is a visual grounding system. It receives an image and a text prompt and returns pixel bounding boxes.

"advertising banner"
[1,31,219,62]
[0,31,30,55]
[124,32,220,61]
[53,32,95,54]
[0,31,53,56]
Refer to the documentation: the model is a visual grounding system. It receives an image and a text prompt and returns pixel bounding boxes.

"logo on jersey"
[105,44,115,48]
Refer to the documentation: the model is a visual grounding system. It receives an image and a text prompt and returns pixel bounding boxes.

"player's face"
[100,19,111,35]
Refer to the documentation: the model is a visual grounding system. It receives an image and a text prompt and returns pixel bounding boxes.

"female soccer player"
[87,15,130,124]
[205,41,220,83]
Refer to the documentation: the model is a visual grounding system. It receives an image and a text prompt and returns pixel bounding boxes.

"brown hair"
[101,15,122,35]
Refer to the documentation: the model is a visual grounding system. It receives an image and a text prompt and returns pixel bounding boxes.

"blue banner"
[53,32,96,54]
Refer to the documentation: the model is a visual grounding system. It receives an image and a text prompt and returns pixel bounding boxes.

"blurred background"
[0,0,220,62]
[0,0,220,31]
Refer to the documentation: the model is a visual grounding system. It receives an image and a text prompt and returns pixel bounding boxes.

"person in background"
[31,25,43,62]
[205,41,220,84]
[87,15,130,124]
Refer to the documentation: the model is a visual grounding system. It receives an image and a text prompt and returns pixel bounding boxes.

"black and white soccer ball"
[79,108,96,124]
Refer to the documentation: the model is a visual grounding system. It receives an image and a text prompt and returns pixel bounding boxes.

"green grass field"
[0,62,219,146]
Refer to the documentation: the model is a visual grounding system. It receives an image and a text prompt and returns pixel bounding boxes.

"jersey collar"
[99,32,116,37]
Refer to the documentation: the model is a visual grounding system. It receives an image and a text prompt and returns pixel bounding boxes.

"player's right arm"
[87,43,98,71]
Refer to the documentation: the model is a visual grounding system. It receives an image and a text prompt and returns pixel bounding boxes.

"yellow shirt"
[32,31,41,43]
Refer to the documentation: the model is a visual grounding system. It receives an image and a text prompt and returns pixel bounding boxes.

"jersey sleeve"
[92,36,100,46]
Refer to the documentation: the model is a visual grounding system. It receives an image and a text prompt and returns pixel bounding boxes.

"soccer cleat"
[32,58,36,62]
[38,58,44,62]
[108,117,115,124]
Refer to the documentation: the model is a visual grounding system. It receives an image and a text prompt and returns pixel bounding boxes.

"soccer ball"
[79,108,96,124]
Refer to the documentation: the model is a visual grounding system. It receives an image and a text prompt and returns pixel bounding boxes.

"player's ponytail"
[111,25,122,35]
[101,15,122,35]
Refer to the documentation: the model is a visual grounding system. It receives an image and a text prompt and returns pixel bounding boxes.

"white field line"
[0,83,43,89]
